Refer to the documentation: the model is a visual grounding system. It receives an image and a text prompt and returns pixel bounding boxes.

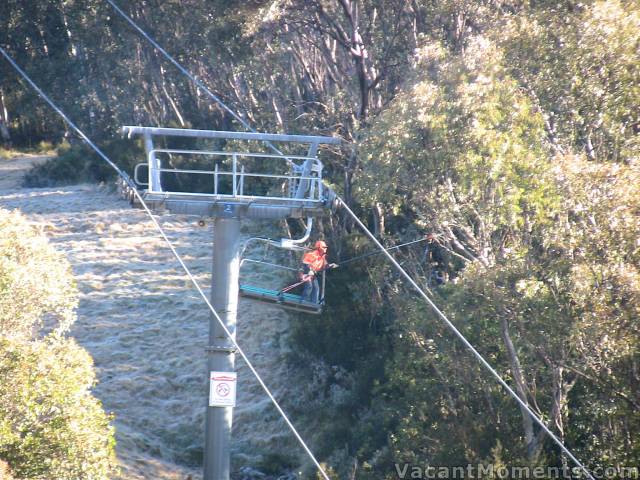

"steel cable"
[60,3,599,476]
[0,46,332,480]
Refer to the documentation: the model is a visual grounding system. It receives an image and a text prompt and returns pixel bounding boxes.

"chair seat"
[239,284,323,315]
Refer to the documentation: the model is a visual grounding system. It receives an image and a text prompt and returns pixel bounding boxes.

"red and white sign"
[209,371,237,407]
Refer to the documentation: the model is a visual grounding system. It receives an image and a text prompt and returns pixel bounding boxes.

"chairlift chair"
[123,126,338,314]
[239,282,324,315]
[238,226,326,315]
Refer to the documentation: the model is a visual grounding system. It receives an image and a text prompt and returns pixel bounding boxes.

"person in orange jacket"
[301,240,338,303]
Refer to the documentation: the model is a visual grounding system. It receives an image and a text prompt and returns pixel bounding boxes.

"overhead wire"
[102,0,249,134]
[336,199,595,480]
[0,46,331,480]
[102,0,303,161]
[338,237,427,266]
[75,2,598,478]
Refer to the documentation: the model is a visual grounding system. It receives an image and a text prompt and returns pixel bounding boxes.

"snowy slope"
[0,155,304,479]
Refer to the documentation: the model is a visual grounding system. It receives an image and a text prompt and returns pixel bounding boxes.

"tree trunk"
[0,119,10,145]
[500,316,541,461]
[372,202,385,238]
[0,89,11,145]
[335,0,373,121]
[157,65,185,127]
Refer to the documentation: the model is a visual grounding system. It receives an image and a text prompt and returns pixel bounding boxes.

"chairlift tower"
[123,126,340,480]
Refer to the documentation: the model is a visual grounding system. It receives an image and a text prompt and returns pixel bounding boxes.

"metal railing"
[134,149,324,203]
[123,125,339,206]
[240,258,299,272]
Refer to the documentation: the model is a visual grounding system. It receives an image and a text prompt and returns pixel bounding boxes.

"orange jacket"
[302,249,328,273]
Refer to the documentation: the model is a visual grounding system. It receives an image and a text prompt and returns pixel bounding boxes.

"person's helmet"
[315,240,328,250]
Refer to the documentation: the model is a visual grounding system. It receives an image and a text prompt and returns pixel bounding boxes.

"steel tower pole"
[204,215,241,480]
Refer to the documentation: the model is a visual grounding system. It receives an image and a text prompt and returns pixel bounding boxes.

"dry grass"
[0,156,304,479]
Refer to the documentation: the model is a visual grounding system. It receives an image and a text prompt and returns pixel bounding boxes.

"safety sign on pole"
[209,372,237,407]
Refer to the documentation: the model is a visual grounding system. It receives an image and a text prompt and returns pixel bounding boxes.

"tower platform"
[123,126,340,219]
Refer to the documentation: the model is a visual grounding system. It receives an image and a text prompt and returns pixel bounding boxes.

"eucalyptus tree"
[499,0,640,163]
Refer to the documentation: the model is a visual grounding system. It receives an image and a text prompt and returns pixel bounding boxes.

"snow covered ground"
[0,155,303,479]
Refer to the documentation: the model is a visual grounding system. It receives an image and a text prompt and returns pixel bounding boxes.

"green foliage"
[348,153,640,474]
[350,152,640,473]
[292,5,640,475]
[0,336,117,480]
[23,138,143,187]
[498,0,640,162]
[0,209,77,339]
[0,207,117,478]
[256,452,296,476]
[549,157,640,367]
[359,38,556,266]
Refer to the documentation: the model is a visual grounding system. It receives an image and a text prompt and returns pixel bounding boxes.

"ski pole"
[279,280,307,294]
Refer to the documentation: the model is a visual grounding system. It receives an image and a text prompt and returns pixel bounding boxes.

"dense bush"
[499,0,640,163]
[0,209,77,339]
[0,208,118,479]
[0,337,117,480]
[0,142,54,160]
[23,138,143,188]
[358,37,554,268]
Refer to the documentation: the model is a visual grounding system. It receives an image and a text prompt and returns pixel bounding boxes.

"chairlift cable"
[338,237,427,266]
[336,198,595,480]
[87,5,597,478]
[103,0,310,164]
[0,46,332,480]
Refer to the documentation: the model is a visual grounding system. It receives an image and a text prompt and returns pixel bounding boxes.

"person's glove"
[328,263,339,269]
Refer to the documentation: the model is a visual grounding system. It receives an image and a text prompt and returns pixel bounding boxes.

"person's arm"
[300,262,315,281]
[320,258,338,271]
